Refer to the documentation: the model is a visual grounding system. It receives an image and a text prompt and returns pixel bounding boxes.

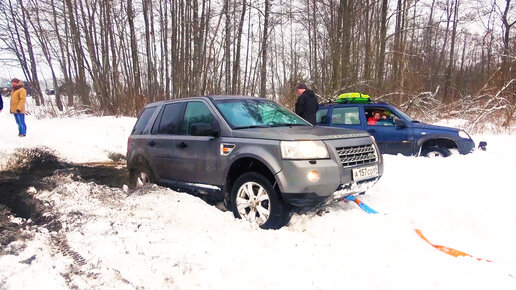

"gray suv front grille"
[336,144,377,167]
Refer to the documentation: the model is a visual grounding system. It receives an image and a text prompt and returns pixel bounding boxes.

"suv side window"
[152,103,184,135]
[365,107,398,126]
[331,107,360,125]
[132,107,156,135]
[182,101,214,135]
[316,108,328,124]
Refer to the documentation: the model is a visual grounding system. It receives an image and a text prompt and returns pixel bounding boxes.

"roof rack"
[336,92,372,104]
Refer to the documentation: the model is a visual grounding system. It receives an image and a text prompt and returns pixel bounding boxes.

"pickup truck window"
[332,107,360,125]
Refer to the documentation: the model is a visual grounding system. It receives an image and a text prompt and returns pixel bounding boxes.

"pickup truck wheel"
[422,145,451,158]
[129,162,155,188]
[231,172,289,229]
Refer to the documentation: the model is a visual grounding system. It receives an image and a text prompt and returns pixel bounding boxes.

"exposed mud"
[0,148,128,250]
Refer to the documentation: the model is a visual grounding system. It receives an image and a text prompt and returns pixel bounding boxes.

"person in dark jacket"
[0,91,3,112]
[295,83,318,125]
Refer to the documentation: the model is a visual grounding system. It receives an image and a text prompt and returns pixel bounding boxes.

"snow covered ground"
[1,97,516,289]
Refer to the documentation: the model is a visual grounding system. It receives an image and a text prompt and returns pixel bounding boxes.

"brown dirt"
[0,148,128,251]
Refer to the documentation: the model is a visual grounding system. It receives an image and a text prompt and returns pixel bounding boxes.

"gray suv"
[127,96,383,229]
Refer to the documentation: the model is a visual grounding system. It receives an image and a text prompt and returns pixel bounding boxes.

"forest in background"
[0,0,514,132]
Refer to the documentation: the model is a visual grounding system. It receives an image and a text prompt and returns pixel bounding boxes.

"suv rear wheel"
[422,145,451,157]
[129,161,155,188]
[231,172,289,229]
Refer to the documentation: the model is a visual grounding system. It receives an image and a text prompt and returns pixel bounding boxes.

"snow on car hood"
[231,126,370,141]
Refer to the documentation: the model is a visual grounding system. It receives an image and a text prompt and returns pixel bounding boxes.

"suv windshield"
[389,105,414,122]
[214,98,309,129]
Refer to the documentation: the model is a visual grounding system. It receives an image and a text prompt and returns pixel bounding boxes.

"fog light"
[307,170,320,182]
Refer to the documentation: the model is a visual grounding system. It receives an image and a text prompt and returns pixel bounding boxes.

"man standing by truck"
[10,78,27,137]
[295,83,318,125]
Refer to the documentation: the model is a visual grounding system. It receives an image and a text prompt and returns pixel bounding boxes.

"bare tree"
[377,0,388,87]
[232,0,246,94]
[259,0,270,98]
[0,0,512,124]
[443,0,459,104]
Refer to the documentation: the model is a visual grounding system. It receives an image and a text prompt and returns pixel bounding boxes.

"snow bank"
[0,97,135,168]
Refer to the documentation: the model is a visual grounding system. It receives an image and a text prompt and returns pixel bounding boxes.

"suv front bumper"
[275,159,382,207]
[282,177,380,207]
[457,139,475,154]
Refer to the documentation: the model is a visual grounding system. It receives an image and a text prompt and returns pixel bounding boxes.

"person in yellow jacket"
[10,78,27,137]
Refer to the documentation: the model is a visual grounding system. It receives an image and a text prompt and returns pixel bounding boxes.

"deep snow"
[1,97,516,289]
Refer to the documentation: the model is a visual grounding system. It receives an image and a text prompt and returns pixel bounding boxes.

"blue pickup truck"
[316,95,476,157]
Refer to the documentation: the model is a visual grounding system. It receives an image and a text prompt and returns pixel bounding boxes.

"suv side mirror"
[395,119,407,128]
[190,123,220,137]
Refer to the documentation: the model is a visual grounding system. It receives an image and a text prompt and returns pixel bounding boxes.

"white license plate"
[352,165,379,181]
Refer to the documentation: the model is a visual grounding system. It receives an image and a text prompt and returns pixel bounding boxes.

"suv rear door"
[146,102,186,180]
[327,105,363,130]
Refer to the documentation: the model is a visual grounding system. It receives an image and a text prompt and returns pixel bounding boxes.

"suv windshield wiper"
[234,123,309,129]
[268,123,308,127]
[233,125,272,129]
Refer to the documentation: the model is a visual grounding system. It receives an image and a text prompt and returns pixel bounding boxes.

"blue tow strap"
[343,195,379,214]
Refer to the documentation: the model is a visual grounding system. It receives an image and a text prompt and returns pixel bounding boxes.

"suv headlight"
[280,141,329,159]
[458,130,470,139]
[370,136,379,157]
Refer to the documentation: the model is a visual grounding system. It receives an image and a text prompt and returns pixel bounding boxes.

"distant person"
[0,91,3,113]
[379,110,394,125]
[295,83,318,125]
[10,78,27,137]
[367,111,382,125]
[368,111,391,126]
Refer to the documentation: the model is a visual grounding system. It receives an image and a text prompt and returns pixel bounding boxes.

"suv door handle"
[148,140,156,147]
[177,142,188,149]
[368,129,376,133]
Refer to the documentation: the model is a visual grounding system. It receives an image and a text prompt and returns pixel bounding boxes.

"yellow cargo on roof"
[337,92,370,99]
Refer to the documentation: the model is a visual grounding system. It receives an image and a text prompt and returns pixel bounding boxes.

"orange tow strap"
[344,196,494,262]
[414,229,493,262]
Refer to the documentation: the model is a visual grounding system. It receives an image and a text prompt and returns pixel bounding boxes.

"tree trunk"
[143,0,154,99]
[363,0,372,81]
[223,0,231,94]
[443,0,458,104]
[377,0,388,87]
[65,0,90,105]
[127,0,142,101]
[339,0,353,88]
[232,0,246,94]
[259,0,270,98]
[18,0,44,106]
[28,0,63,111]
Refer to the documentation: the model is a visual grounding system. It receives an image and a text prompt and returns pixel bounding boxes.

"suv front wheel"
[231,172,290,229]
[421,145,451,157]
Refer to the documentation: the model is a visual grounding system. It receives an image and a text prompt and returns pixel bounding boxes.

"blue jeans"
[14,113,27,135]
